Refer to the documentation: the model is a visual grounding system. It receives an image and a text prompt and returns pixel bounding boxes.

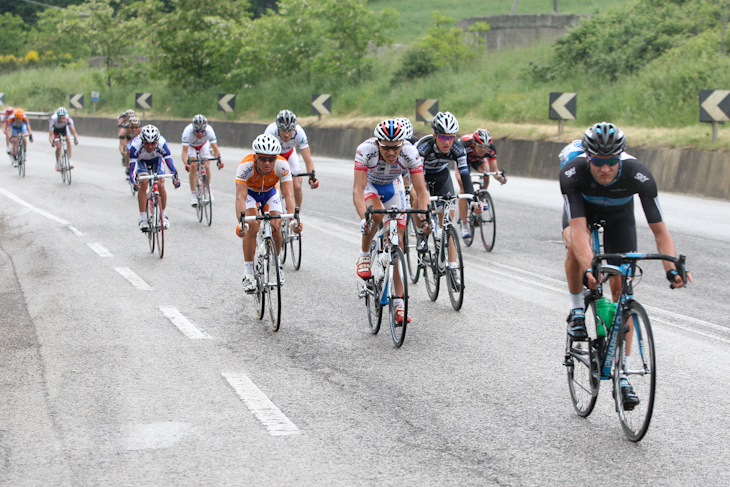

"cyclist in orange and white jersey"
[5,108,33,165]
[236,133,302,293]
[265,109,319,210]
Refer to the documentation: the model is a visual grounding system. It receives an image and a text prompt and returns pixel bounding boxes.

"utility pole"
[510,0,519,15]
[554,0,559,14]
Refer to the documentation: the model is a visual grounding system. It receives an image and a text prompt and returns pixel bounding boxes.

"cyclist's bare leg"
[293,177,303,209]
[66,138,73,160]
[242,209,260,260]
[188,160,198,191]
[563,226,585,296]
[361,196,384,252]
[204,160,212,184]
[394,225,407,296]
[447,208,458,261]
[53,139,61,161]
[271,214,283,253]
[137,180,149,211]
[11,137,17,157]
[159,180,167,210]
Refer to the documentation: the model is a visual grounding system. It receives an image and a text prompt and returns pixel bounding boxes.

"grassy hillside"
[369,0,632,44]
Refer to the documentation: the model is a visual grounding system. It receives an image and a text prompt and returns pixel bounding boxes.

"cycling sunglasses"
[588,155,621,167]
[257,155,277,163]
[377,141,403,151]
[436,135,455,142]
[194,129,206,134]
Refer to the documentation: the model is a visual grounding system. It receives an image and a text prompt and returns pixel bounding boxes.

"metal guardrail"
[25,111,52,120]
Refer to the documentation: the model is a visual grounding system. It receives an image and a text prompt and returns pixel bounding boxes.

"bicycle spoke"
[445,226,464,311]
[366,241,382,334]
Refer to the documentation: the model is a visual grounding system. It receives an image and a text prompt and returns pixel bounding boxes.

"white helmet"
[252,133,281,155]
[397,117,413,140]
[431,111,459,134]
[140,124,160,143]
[374,119,406,142]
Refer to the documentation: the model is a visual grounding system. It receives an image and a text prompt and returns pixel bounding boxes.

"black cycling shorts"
[425,168,456,199]
[562,200,638,258]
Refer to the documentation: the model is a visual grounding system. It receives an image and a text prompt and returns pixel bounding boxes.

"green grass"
[369,0,632,44]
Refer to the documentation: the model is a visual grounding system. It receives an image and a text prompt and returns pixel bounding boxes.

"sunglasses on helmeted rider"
[436,135,455,142]
[587,155,621,167]
[257,155,277,163]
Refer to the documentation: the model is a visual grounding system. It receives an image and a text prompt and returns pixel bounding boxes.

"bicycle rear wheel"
[156,196,164,259]
[387,246,408,347]
[201,175,212,226]
[146,195,155,253]
[423,231,441,302]
[445,225,465,311]
[291,232,302,270]
[265,238,282,331]
[479,192,496,251]
[615,301,655,442]
[404,214,420,283]
[566,299,600,417]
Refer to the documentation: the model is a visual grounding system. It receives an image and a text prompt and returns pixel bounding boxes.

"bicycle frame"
[428,193,473,268]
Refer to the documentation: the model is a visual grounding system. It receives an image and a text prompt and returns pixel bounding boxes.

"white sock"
[570,291,583,310]
[139,212,146,221]
[449,261,458,269]
[244,262,253,275]
[360,250,369,257]
[623,355,631,375]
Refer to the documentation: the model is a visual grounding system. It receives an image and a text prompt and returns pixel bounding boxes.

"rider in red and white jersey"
[353,119,431,323]
[265,109,319,210]
[181,114,222,206]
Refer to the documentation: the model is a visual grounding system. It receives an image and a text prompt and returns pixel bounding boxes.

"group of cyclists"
[1,105,79,171]
[353,111,508,323]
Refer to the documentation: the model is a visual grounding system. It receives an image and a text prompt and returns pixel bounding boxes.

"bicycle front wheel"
[146,195,155,253]
[265,238,282,331]
[366,242,382,334]
[404,214,420,283]
[615,301,656,442]
[156,196,165,259]
[387,246,408,348]
[291,232,302,270]
[479,192,496,252]
[462,208,474,247]
[254,254,265,320]
[202,175,212,226]
[566,299,600,417]
[423,231,441,302]
[445,225,465,311]
[18,146,25,177]
[280,223,288,264]
[195,180,204,222]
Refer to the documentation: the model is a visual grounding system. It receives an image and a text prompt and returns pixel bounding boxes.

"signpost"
[136,93,153,119]
[549,92,577,135]
[218,94,236,120]
[699,90,730,142]
[416,99,439,124]
[91,91,99,114]
[311,94,332,120]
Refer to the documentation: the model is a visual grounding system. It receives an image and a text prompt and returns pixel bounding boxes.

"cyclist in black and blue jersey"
[560,122,691,406]
[412,111,480,288]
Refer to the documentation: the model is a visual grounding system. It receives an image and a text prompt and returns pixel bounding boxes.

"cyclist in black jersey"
[457,128,507,238]
[560,122,691,407]
[412,111,480,288]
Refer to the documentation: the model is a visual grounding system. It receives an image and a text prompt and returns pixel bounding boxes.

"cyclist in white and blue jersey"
[129,125,180,232]
[559,139,584,168]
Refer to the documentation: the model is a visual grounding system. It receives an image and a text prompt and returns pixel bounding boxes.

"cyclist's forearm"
[650,221,678,270]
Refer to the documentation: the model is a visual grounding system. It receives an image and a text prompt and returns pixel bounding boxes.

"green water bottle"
[595,297,616,337]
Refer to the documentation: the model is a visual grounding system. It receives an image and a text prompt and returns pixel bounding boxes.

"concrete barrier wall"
[458,14,588,50]
[72,117,730,200]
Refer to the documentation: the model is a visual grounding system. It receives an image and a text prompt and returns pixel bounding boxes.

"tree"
[0,13,29,56]
[146,0,251,85]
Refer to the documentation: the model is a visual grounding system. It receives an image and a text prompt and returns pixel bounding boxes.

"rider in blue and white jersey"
[129,125,180,231]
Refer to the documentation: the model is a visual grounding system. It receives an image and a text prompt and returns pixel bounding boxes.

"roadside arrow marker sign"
[0,93,5,105]
[549,92,577,120]
[69,93,84,109]
[136,93,153,110]
[416,99,439,123]
[699,90,730,122]
[311,94,331,115]
[218,94,236,113]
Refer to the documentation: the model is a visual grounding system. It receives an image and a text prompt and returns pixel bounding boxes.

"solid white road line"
[159,306,211,340]
[222,372,300,436]
[114,267,153,291]
[68,226,85,236]
[88,242,113,258]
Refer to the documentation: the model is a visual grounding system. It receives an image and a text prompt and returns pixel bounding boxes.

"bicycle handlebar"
[591,252,688,288]
[188,156,221,163]
[365,206,429,222]
[240,206,300,224]
[137,173,176,181]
